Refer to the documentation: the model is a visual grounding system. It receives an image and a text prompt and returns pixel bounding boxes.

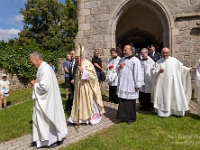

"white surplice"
[106,56,121,86]
[193,59,200,116]
[151,57,191,117]
[117,56,144,100]
[140,56,155,93]
[32,62,68,148]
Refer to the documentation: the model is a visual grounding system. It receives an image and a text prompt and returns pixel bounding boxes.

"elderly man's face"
[70,51,75,59]
[30,55,38,68]
[162,48,170,59]
[149,46,155,54]
[75,56,81,65]
[123,45,132,57]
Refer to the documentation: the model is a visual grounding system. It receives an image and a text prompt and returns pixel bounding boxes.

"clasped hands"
[31,79,37,86]
[119,62,125,69]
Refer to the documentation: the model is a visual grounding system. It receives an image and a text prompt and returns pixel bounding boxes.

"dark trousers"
[109,86,119,104]
[65,75,75,110]
[139,92,153,108]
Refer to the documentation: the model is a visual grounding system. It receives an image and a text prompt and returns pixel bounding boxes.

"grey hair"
[30,52,43,60]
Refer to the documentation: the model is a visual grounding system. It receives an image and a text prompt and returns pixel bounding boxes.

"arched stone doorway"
[116,4,162,49]
[108,0,174,53]
[116,28,156,49]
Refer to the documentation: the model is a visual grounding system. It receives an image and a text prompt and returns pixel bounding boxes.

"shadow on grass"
[59,82,66,89]
[187,113,200,121]
[6,101,11,107]
[61,94,67,99]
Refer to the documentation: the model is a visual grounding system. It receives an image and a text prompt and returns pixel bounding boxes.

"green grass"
[5,88,32,106]
[62,114,200,150]
[1,83,200,150]
[0,100,33,142]
[0,82,71,143]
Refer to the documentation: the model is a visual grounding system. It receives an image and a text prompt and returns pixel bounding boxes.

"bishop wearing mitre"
[68,44,105,125]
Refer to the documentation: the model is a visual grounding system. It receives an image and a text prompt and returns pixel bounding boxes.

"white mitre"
[75,43,85,57]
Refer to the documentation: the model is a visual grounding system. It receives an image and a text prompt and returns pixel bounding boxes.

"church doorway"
[109,0,174,53]
[116,4,163,49]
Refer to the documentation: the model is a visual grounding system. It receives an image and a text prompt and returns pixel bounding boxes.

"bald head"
[161,47,170,59]
[123,44,133,57]
[66,54,71,61]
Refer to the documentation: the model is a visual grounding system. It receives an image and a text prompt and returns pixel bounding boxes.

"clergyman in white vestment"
[116,44,144,124]
[151,47,196,117]
[193,59,200,116]
[139,48,155,111]
[30,52,68,148]
[106,48,121,104]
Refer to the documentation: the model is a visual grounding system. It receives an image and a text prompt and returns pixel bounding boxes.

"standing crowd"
[28,42,199,148]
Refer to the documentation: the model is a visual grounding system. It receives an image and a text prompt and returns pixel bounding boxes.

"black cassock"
[116,99,136,122]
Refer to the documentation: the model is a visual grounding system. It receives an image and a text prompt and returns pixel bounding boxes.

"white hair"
[30,52,43,60]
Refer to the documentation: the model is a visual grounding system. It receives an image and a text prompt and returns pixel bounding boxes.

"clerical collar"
[142,58,148,61]
[125,55,134,60]
[112,56,117,59]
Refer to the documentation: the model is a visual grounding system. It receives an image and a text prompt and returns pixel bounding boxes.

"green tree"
[17,0,77,55]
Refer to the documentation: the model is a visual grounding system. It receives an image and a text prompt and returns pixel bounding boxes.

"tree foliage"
[0,0,78,81]
[0,45,58,80]
[16,0,78,55]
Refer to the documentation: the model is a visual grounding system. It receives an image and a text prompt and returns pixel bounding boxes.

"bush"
[0,44,60,80]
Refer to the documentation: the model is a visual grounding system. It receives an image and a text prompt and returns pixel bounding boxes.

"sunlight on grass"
[1,82,200,150]
[62,114,200,150]
[0,101,33,142]
[7,88,32,105]
[0,82,70,143]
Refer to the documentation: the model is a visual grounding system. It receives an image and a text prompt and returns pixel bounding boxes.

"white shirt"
[106,56,121,86]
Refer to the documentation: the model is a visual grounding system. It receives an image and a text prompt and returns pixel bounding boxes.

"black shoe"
[30,142,36,147]
[146,108,154,111]
[57,140,63,146]
[48,142,58,148]
[127,121,135,124]
[139,106,146,110]
[64,107,71,111]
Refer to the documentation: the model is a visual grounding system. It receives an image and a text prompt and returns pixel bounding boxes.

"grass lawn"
[6,88,32,106]
[62,113,200,150]
[1,83,200,150]
[0,83,71,143]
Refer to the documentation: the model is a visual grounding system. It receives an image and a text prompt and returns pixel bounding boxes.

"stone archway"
[108,0,175,54]
[116,28,156,48]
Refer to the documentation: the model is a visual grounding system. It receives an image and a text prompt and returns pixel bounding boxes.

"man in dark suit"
[149,44,161,62]
[65,50,77,111]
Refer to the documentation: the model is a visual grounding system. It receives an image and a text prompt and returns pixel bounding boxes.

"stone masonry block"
[85,1,100,9]
[79,23,91,30]
[78,9,90,16]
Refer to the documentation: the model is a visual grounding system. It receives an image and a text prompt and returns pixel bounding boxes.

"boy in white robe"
[30,52,68,148]
[139,48,155,111]
[193,59,200,116]
[116,45,144,124]
[106,48,121,104]
[151,47,197,118]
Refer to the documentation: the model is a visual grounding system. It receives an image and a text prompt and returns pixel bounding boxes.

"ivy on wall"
[0,45,59,80]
